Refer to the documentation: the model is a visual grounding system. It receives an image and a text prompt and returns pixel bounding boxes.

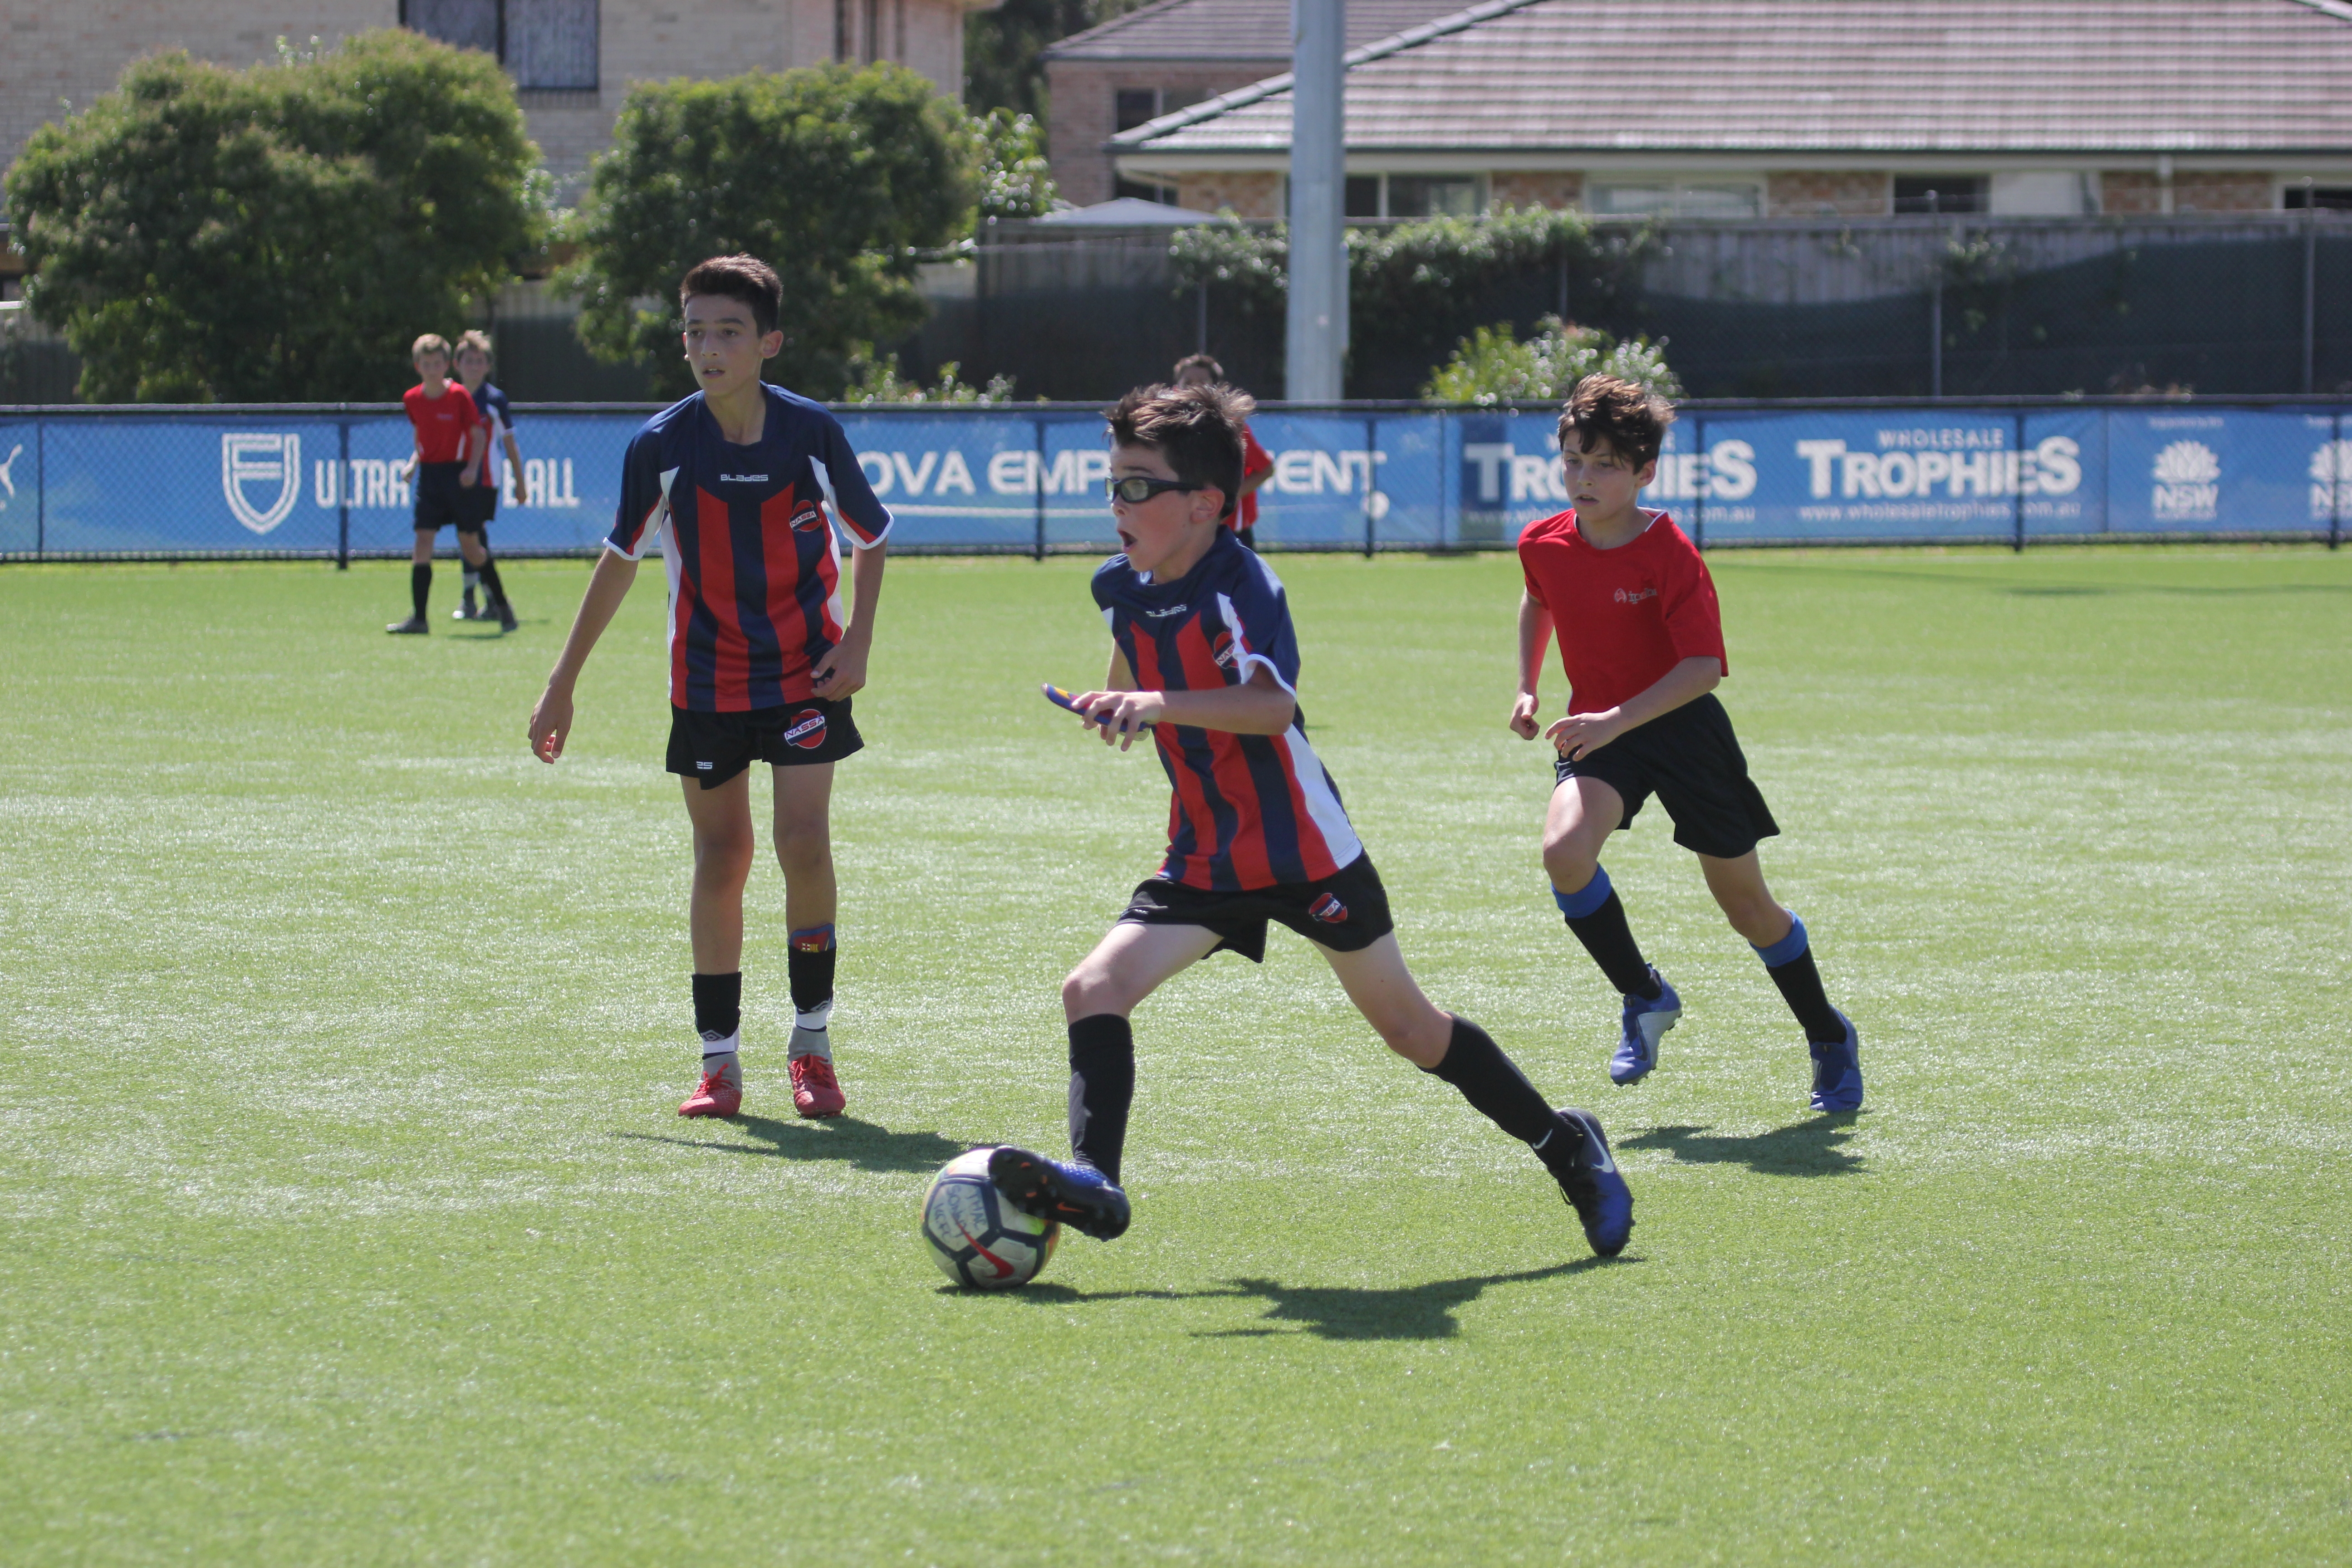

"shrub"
[1424,315,1681,404]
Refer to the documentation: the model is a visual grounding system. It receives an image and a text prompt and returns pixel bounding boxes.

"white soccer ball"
[920,1147,1060,1290]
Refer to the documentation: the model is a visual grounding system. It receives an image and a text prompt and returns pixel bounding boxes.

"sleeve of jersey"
[1659,534,1730,672]
[1213,561,1301,698]
[1518,536,1551,608]
[605,428,673,560]
[819,418,893,549]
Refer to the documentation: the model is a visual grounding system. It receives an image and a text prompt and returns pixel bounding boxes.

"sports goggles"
[1105,475,1203,504]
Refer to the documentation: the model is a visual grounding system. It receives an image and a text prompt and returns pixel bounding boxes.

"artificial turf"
[1,546,2347,1565]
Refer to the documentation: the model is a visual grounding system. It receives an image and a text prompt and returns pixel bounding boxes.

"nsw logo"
[785,708,828,750]
[2151,440,2220,522]
[221,432,302,535]
[1308,892,1349,924]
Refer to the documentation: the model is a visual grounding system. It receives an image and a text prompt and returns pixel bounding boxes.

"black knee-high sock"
[410,562,431,619]
[1422,1017,1557,1146]
[1756,913,1846,1043]
[691,970,742,1044]
[788,925,836,1024]
[476,554,508,608]
[1066,1014,1136,1185]
[1567,893,1659,998]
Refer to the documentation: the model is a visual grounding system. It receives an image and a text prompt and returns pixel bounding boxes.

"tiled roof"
[1044,0,1469,62]
[1112,0,2352,154]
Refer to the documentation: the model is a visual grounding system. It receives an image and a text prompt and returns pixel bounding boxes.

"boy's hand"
[1509,691,1542,739]
[511,473,529,505]
[810,639,867,700]
[527,686,574,764]
[1544,708,1627,762]
[1069,689,1162,751]
[457,468,475,487]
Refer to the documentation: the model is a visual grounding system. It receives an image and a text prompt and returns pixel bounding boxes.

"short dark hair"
[1558,373,1674,471]
[679,254,782,338]
[1171,353,1224,381]
[1105,382,1253,519]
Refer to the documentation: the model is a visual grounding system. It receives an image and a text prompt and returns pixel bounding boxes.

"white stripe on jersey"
[1215,590,1297,698]
[1279,726,1363,870]
[608,465,678,562]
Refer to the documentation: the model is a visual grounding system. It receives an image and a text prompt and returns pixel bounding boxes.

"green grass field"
[3,546,2349,1565]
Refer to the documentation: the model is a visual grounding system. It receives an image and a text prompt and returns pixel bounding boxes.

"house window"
[1115,89,1161,133]
[2284,185,2352,211]
[1113,178,1178,205]
[402,0,597,91]
[1333,173,1484,219]
[1893,175,1988,214]
[1592,181,1760,218]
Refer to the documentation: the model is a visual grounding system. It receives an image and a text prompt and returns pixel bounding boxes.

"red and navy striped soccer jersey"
[1093,530,1364,892]
[606,387,892,711]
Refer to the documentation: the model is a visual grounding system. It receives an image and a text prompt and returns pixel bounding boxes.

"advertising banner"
[0,403,2341,558]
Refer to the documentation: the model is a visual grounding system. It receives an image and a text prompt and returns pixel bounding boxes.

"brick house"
[1091,0,2352,220]
[0,0,991,196]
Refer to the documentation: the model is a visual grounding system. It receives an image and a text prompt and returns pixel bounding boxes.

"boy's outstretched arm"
[528,550,640,763]
[1510,590,1553,738]
[810,539,886,700]
[1067,660,1295,751]
[1545,656,1722,762]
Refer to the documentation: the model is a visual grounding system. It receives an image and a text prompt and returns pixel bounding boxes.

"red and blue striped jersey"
[1092,530,1364,892]
[606,387,892,711]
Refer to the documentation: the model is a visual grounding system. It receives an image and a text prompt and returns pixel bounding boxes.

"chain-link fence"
[1,399,2342,560]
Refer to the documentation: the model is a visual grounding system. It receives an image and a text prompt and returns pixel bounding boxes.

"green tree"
[563,64,978,402]
[3,30,541,402]
[975,108,1057,222]
[965,0,1144,118]
[1422,315,1681,404]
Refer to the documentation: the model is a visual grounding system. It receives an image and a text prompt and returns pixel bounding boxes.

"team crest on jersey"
[1308,892,1349,924]
[790,501,826,532]
[1211,630,1238,669]
[785,708,828,750]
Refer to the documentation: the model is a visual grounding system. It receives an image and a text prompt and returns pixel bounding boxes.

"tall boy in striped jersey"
[986,383,1635,1259]
[526,256,892,1122]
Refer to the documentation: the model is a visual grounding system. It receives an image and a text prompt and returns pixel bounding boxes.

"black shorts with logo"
[1117,852,1394,962]
[666,698,863,789]
[412,462,472,533]
[1553,693,1779,860]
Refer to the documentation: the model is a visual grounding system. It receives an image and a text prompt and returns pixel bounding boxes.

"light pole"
[1286,0,1346,402]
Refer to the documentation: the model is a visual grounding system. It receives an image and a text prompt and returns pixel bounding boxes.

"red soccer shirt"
[1234,425,1273,530]
[1518,509,1728,715]
[404,382,478,464]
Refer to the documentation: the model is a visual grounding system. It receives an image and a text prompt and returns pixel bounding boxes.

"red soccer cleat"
[790,1054,844,1119]
[678,1063,742,1118]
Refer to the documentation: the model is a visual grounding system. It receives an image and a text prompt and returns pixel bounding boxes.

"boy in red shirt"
[386,333,480,634]
[1171,355,1271,548]
[1510,375,1862,1112]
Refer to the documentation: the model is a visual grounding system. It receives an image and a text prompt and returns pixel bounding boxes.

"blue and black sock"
[1555,867,1661,1000]
[1066,1014,1135,1185]
[1756,913,1845,1043]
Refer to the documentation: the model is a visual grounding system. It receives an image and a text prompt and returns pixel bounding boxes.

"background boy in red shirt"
[386,333,479,635]
[1171,355,1271,548]
[1509,375,1862,1112]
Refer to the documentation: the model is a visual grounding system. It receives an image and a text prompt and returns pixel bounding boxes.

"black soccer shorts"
[666,698,863,789]
[412,462,466,533]
[1552,693,1779,860]
[453,480,497,534]
[1117,852,1394,961]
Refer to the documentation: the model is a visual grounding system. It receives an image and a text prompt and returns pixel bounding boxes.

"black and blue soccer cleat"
[1808,1012,1864,1112]
[1544,1108,1633,1257]
[988,1146,1132,1241]
[1610,968,1681,1085]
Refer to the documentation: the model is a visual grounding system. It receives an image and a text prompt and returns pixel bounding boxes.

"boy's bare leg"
[1319,933,1632,1254]
[676,771,755,1115]
[1062,920,1220,1022]
[769,763,847,1114]
[1695,849,1792,947]
[1698,849,1857,1086]
[1540,774,1623,897]
[1543,772,1675,1078]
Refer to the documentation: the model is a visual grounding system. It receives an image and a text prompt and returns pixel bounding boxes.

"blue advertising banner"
[0,402,2341,558]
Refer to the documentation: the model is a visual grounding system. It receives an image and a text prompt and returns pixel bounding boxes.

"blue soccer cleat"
[987,1146,1132,1241]
[1808,1011,1864,1112]
[1544,1108,1633,1257]
[1609,968,1681,1084]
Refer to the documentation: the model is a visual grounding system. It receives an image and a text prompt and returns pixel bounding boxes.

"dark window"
[2284,185,2352,211]
[402,0,598,91]
[1113,178,1176,205]
[1387,174,1480,218]
[1345,175,1381,217]
[1115,88,1159,133]
[1893,175,1988,214]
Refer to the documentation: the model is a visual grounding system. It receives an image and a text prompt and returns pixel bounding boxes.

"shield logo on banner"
[221,432,302,534]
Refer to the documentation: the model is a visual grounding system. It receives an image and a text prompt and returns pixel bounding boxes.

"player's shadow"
[979,1261,1617,1340]
[1617,1119,1862,1177]
[613,1115,966,1176]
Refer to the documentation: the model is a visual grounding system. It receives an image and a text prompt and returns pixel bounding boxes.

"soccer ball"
[921,1147,1060,1290]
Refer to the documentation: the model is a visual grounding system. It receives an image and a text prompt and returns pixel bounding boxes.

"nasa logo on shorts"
[790,501,826,533]
[1308,892,1349,924]
[1211,630,1238,669]
[784,708,828,750]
